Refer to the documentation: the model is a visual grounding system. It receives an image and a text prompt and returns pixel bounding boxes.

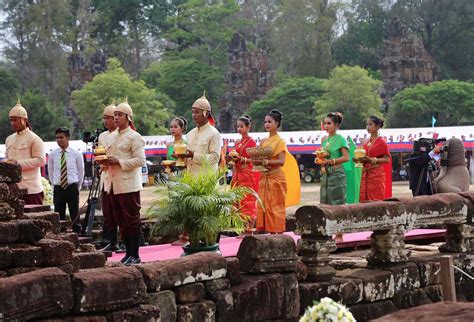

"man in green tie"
[48,127,85,233]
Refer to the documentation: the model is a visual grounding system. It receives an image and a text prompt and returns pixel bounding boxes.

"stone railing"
[295,192,474,282]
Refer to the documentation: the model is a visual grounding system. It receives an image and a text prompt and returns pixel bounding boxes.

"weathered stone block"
[10,244,44,267]
[0,162,22,183]
[34,316,107,321]
[146,290,177,322]
[174,282,206,304]
[73,252,106,270]
[0,267,73,321]
[17,219,45,242]
[0,202,14,221]
[366,300,397,320]
[177,300,216,322]
[296,260,308,281]
[24,204,53,213]
[225,257,242,285]
[385,262,421,294]
[411,256,440,287]
[281,273,299,319]
[205,278,231,295]
[237,235,298,273]
[0,221,19,243]
[105,305,160,322]
[214,274,285,322]
[295,201,406,236]
[299,277,363,312]
[45,232,80,249]
[72,267,147,313]
[6,266,40,276]
[0,246,12,269]
[392,288,432,310]
[36,238,75,266]
[137,252,227,292]
[24,211,60,233]
[336,268,394,302]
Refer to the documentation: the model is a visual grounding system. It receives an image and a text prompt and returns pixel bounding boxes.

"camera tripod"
[80,164,102,237]
[414,159,438,196]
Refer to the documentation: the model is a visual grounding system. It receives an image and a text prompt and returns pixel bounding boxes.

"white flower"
[300,297,356,322]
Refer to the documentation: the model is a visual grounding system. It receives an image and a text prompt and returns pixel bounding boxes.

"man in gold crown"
[5,100,45,205]
[97,102,121,252]
[177,93,221,174]
[101,98,145,265]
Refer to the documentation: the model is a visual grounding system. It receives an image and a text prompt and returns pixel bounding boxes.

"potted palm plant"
[147,164,254,256]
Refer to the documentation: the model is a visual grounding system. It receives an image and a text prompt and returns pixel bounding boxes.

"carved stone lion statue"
[435,138,470,193]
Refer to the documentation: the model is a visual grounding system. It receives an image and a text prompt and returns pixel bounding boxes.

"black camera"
[83,129,104,145]
[438,145,448,152]
[413,137,447,153]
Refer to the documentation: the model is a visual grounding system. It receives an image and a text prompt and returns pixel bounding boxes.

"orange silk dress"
[360,137,391,202]
[256,134,287,233]
[231,137,259,219]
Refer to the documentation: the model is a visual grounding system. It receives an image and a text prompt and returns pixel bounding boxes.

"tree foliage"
[314,65,382,129]
[387,80,474,128]
[71,58,169,136]
[270,0,339,78]
[247,77,326,132]
[0,91,72,142]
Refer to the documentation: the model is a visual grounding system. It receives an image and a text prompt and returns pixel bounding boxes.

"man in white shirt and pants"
[48,127,84,233]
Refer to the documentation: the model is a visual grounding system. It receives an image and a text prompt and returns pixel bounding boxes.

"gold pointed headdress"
[192,90,211,112]
[116,97,133,121]
[103,99,116,117]
[9,98,28,119]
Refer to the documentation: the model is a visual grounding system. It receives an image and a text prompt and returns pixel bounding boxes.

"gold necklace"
[324,135,336,149]
[367,136,379,147]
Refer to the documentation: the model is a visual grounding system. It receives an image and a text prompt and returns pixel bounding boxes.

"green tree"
[387,80,474,128]
[0,67,20,106]
[314,65,382,129]
[270,0,339,78]
[71,58,169,136]
[333,0,390,71]
[0,91,71,142]
[141,59,217,124]
[247,77,326,131]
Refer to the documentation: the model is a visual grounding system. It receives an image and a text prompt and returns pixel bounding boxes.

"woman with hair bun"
[250,109,287,233]
[167,116,189,246]
[167,116,187,161]
[228,114,259,237]
[319,112,350,205]
[357,115,391,201]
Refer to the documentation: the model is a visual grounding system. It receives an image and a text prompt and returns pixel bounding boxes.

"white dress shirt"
[48,146,85,190]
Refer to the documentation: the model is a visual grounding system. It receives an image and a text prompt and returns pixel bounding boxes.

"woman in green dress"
[318,112,350,205]
[167,116,187,160]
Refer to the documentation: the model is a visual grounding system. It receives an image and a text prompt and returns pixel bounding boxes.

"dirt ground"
[79,181,439,217]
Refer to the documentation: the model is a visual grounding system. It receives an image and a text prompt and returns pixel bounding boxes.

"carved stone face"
[446,138,465,165]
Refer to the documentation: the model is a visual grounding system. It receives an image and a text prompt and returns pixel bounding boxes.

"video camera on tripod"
[82,129,104,146]
[406,137,447,196]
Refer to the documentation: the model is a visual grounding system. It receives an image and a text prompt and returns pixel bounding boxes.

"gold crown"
[192,91,211,111]
[103,99,116,117]
[116,97,133,121]
[9,98,28,118]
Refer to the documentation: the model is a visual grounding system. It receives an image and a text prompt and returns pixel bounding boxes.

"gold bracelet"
[263,159,269,166]
[332,159,336,166]
[371,157,377,164]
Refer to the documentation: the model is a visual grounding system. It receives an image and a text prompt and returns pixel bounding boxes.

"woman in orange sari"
[229,115,259,237]
[250,109,287,233]
[358,116,391,202]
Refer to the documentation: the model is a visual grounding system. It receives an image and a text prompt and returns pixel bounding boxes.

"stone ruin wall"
[218,33,275,133]
[1,159,474,321]
[380,18,439,110]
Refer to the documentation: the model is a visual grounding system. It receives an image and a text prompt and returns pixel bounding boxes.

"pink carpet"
[108,229,445,263]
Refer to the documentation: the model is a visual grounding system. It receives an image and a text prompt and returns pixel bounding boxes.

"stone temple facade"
[218,33,275,133]
[380,18,439,110]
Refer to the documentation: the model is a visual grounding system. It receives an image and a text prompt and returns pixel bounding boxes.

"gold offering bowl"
[354,147,367,168]
[246,146,273,172]
[173,143,188,167]
[161,160,176,174]
[313,148,329,165]
[93,145,107,161]
[228,149,239,166]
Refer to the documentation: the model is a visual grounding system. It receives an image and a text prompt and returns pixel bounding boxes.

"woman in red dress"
[229,115,259,237]
[359,116,392,202]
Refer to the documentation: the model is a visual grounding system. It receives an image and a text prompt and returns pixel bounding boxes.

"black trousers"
[54,183,80,233]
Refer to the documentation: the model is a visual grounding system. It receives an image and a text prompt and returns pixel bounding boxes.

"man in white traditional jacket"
[5,100,45,205]
[101,98,145,265]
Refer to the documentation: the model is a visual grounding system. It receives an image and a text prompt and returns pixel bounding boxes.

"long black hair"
[368,115,384,128]
[326,112,343,126]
